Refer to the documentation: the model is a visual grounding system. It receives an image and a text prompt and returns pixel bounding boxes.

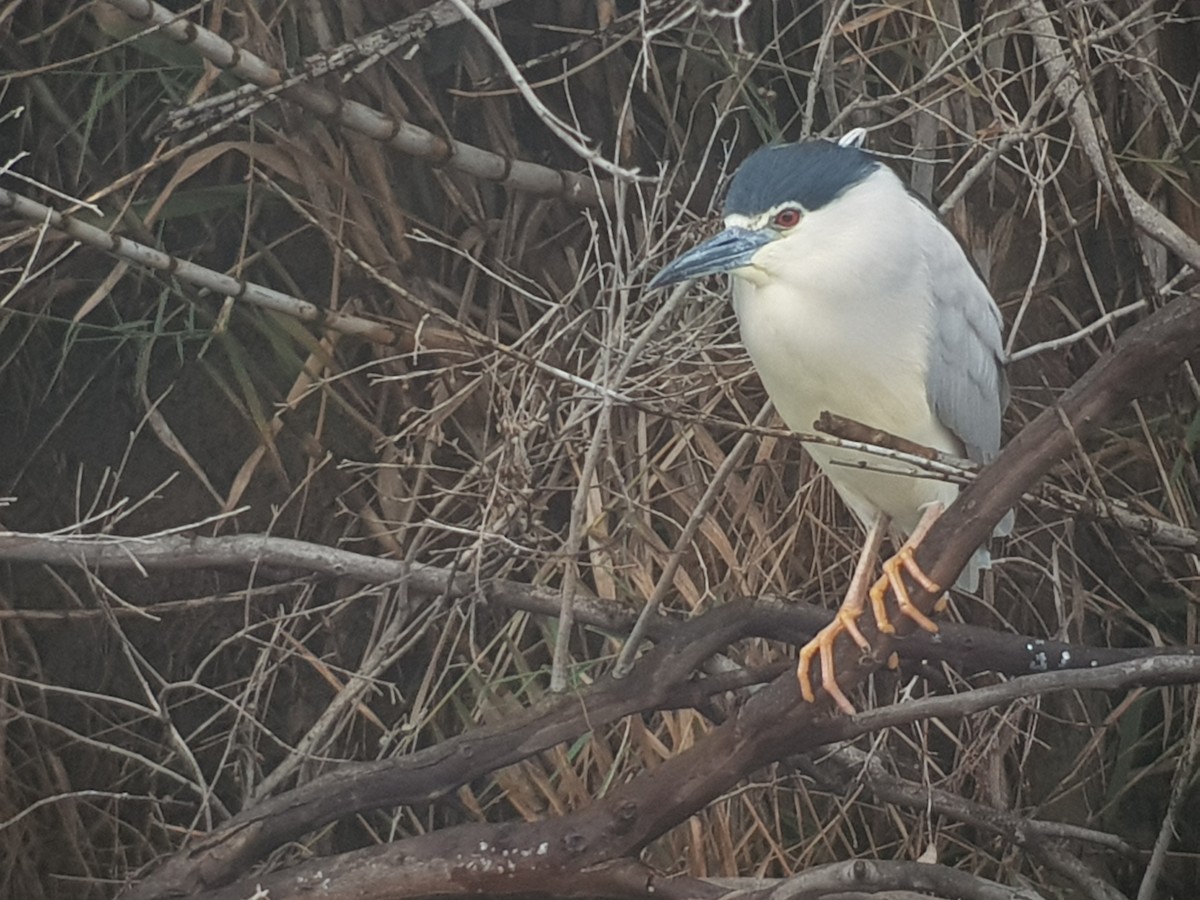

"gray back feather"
[919,202,1008,464]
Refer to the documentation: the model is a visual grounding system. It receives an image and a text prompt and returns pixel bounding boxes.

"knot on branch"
[611,799,639,834]
[562,832,589,855]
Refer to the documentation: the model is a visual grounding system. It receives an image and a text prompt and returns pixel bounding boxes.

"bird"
[648,130,1008,714]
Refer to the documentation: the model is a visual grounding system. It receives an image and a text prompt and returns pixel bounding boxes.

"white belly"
[733,276,960,536]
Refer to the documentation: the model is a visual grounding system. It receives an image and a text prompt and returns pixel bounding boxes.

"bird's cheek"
[730,264,772,288]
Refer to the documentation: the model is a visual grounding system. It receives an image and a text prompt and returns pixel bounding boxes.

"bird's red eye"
[773,207,802,229]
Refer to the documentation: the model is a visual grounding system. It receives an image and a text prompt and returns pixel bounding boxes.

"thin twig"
[445,0,648,183]
[1009,299,1147,363]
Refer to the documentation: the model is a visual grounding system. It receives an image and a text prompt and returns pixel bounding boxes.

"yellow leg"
[797,513,889,715]
[798,504,947,715]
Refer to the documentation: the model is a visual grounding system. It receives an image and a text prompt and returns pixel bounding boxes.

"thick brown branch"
[12,536,1189,898]
[190,655,1200,900]
[118,599,756,899]
[736,859,1047,900]
[11,544,1195,897]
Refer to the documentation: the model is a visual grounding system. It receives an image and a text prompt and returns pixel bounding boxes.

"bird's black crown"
[725,140,880,216]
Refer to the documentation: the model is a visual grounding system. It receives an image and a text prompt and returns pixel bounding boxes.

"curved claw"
[869,547,942,635]
[797,606,871,715]
[796,504,951,715]
[868,505,945,636]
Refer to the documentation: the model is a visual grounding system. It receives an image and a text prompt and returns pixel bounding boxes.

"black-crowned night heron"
[649,130,1008,714]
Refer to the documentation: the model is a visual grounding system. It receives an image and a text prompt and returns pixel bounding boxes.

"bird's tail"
[955,509,1013,592]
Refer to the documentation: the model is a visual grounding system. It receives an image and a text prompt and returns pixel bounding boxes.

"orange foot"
[797,504,945,715]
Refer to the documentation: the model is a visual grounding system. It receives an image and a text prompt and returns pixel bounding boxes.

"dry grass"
[1,0,1198,897]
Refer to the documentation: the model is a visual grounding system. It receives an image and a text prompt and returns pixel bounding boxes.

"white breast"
[730,168,961,536]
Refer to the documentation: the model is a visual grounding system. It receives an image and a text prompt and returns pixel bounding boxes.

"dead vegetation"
[1,1,1199,898]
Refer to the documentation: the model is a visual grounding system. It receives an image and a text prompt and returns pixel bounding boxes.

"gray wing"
[921,210,1008,465]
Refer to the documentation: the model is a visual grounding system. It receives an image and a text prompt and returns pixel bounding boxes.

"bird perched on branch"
[648,130,1009,714]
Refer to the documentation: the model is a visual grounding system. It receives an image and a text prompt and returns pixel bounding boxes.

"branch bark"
[737,859,1047,900]
[116,597,758,899]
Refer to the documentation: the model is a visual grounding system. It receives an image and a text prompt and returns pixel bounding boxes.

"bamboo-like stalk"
[104,0,613,206]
